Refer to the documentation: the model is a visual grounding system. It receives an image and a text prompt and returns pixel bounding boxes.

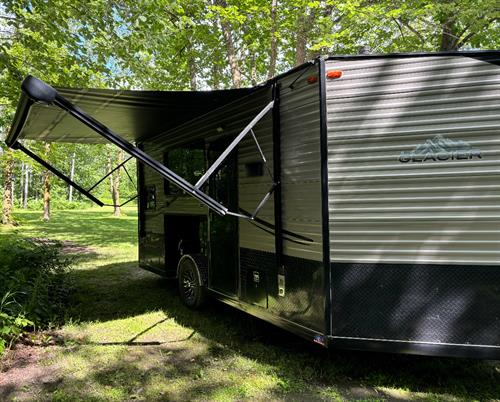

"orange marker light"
[326,70,343,79]
[306,75,318,84]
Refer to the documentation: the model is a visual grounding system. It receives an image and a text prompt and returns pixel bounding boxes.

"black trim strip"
[318,58,332,337]
[272,82,283,270]
[328,336,500,359]
[326,50,500,60]
[137,143,146,239]
[209,288,326,346]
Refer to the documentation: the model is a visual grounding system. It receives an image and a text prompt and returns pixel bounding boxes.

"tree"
[212,0,242,88]
[1,148,14,224]
[108,147,124,217]
[42,142,50,221]
[268,0,279,78]
[68,152,75,202]
[0,0,116,220]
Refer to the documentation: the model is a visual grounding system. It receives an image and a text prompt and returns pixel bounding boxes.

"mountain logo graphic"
[399,135,482,163]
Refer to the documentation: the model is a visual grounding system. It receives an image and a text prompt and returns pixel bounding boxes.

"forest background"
[0,0,498,222]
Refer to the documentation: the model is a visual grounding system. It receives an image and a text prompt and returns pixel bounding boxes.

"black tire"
[177,255,206,308]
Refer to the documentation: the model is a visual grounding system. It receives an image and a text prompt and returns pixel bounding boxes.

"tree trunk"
[214,0,242,88]
[68,152,75,202]
[23,164,29,209]
[43,169,51,221]
[2,149,14,225]
[294,9,315,66]
[250,56,258,86]
[109,149,123,217]
[20,162,24,206]
[439,19,459,50]
[11,170,14,209]
[295,14,308,66]
[267,0,279,79]
[43,143,51,221]
[211,63,221,90]
[187,43,198,91]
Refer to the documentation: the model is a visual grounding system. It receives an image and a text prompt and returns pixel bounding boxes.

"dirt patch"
[0,343,60,401]
[27,237,97,256]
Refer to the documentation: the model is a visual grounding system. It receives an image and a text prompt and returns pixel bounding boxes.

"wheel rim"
[180,260,198,304]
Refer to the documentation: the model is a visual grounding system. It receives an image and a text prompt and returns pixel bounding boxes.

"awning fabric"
[6,84,255,145]
[4,75,268,216]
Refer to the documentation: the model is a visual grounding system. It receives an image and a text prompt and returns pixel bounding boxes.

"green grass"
[1,206,499,401]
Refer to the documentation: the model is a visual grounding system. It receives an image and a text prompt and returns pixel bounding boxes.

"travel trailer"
[6,51,500,359]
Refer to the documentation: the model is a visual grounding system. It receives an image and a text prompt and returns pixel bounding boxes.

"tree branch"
[397,18,425,45]
[392,17,406,42]
[455,17,498,49]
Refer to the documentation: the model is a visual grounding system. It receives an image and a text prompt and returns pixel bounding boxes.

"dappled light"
[1,205,498,401]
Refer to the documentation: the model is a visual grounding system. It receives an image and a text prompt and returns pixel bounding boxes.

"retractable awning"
[6,77,255,145]
[6,76,277,217]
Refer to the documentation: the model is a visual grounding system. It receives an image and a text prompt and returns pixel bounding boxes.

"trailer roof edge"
[325,49,500,61]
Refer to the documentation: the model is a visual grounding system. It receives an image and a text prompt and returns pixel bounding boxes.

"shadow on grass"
[60,260,500,401]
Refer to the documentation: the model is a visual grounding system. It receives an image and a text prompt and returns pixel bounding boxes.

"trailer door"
[208,140,239,296]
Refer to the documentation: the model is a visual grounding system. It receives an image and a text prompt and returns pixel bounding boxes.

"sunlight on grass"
[61,311,194,344]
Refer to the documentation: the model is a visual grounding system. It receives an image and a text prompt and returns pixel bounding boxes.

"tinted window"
[164,147,205,195]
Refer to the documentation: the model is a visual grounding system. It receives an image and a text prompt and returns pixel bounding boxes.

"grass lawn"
[0,206,499,401]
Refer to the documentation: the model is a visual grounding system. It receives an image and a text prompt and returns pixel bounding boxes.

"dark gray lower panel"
[240,248,325,332]
[139,233,165,272]
[331,262,500,347]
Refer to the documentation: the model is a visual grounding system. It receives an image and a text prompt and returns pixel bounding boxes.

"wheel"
[177,255,206,308]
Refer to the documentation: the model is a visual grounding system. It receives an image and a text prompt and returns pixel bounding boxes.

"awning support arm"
[103,194,139,208]
[194,100,274,190]
[14,75,229,216]
[87,155,133,192]
[12,142,104,207]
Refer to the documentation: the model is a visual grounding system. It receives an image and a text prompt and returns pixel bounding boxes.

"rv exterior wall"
[268,64,325,331]
[279,65,323,262]
[326,55,500,265]
[325,54,500,352]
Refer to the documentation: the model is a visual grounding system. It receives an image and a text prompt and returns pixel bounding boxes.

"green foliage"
[0,235,73,354]
[0,291,33,354]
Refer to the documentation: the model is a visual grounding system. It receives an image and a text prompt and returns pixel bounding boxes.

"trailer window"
[146,185,156,210]
[245,161,264,177]
[164,147,205,196]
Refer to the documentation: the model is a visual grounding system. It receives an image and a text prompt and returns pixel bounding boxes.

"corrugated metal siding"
[238,110,275,253]
[326,55,500,264]
[279,65,323,261]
